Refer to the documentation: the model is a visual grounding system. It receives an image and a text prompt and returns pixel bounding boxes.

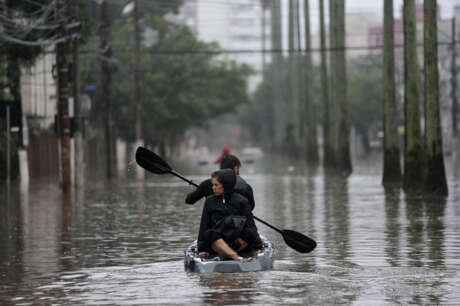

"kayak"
[184,236,274,273]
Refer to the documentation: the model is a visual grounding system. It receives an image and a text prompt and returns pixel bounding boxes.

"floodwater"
[1,155,460,305]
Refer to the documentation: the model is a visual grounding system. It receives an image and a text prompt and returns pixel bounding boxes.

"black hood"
[213,169,236,194]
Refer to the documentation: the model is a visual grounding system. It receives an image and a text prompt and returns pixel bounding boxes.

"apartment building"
[174,0,269,93]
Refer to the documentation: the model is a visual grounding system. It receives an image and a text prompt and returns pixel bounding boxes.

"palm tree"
[287,0,300,155]
[382,0,402,184]
[423,0,448,195]
[331,0,351,175]
[320,0,333,167]
[403,0,423,192]
[270,0,284,149]
[303,0,318,164]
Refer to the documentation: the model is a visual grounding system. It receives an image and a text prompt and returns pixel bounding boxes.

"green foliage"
[240,63,285,145]
[348,55,384,153]
[241,54,384,155]
[82,13,252,145]
[242,57,322,149]
[137,0,184,16]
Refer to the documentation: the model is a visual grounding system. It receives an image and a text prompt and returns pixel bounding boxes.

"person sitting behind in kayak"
[197,169,262,260]
[185,154,256,210]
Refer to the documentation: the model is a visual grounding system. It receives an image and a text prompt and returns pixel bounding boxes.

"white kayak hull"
[184,236,274,273]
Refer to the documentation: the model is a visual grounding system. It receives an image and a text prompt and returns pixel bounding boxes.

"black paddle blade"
[281,229,317,253]
[135,147,172,174]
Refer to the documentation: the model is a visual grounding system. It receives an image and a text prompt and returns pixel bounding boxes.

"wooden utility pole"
[100,0,115,179]
[56,0,72,190]
[6,101,11,187]
[73,1,84,188]
[134,0,144,179]
[452,17,458,161]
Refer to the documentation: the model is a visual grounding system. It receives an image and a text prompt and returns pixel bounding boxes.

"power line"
[77,40,459,56]
[0,32,68,46]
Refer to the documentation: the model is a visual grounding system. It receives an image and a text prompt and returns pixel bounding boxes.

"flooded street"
[1,156,460,305]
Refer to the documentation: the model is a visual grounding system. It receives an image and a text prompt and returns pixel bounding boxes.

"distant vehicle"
[240,147,263,164]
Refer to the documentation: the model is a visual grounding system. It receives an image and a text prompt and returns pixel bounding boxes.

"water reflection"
[61,189,73,271]
[424,196,446,269]
[323,174,351,266]
[0,184,24,287]
[384,186,401,267]
[198,273,258,305]
[420,196,447,305]
[1,161,460,304]
[405,195,424,267]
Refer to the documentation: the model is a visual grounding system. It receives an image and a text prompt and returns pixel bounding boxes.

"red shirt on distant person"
[214,146,230,164]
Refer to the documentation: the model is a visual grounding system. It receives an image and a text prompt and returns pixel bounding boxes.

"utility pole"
[452,17,458,161]
[134,0,144,179]
[73,1,84,188]
[261,0,266,71]
[56,0,72,190]
[6,101,10,188]
[100,0,115,179]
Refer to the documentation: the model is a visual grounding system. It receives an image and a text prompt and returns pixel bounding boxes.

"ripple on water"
[2,169,460,304]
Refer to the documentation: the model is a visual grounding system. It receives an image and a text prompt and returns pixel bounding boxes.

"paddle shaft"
[171,170,197,187]
[253,216,282,234]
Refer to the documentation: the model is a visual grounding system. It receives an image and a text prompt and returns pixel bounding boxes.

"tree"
[403,0,423,192]
[1,0,50,141]
[348,56,383,154]
[270,0,285,150]
[0,0,65,180]
[382,0,402,184]
[246,57,324,154]
[327,0,338,168]
[83,16,252,151]
[287,0,301,155]
[319,0,333,166]
[423,0,448,195]
[303,0,318,164]
[100,0,116,178]
[330,0,351,175]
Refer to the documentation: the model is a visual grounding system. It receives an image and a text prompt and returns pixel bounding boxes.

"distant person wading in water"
[214,146,230,164]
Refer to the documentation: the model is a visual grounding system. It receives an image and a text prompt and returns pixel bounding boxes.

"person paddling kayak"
[185,154,256,210]
[197,169,262,260]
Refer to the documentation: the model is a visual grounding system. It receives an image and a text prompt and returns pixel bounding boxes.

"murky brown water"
[1,155,460,305]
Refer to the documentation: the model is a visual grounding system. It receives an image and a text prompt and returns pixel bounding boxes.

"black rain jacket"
[196,169,262,252]
[185,175,255,210]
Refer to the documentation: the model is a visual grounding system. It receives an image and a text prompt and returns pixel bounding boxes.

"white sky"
[347,0,459,19]
[307,0,460,33]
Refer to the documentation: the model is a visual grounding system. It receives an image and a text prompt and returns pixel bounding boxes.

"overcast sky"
[347,0,460,18]
[301,0,460,34]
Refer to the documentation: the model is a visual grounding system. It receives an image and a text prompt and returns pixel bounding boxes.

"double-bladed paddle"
[135,146,317,254]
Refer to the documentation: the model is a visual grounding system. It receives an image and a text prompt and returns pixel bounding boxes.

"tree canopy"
[348,55,384,153]
[82,13,252,147]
